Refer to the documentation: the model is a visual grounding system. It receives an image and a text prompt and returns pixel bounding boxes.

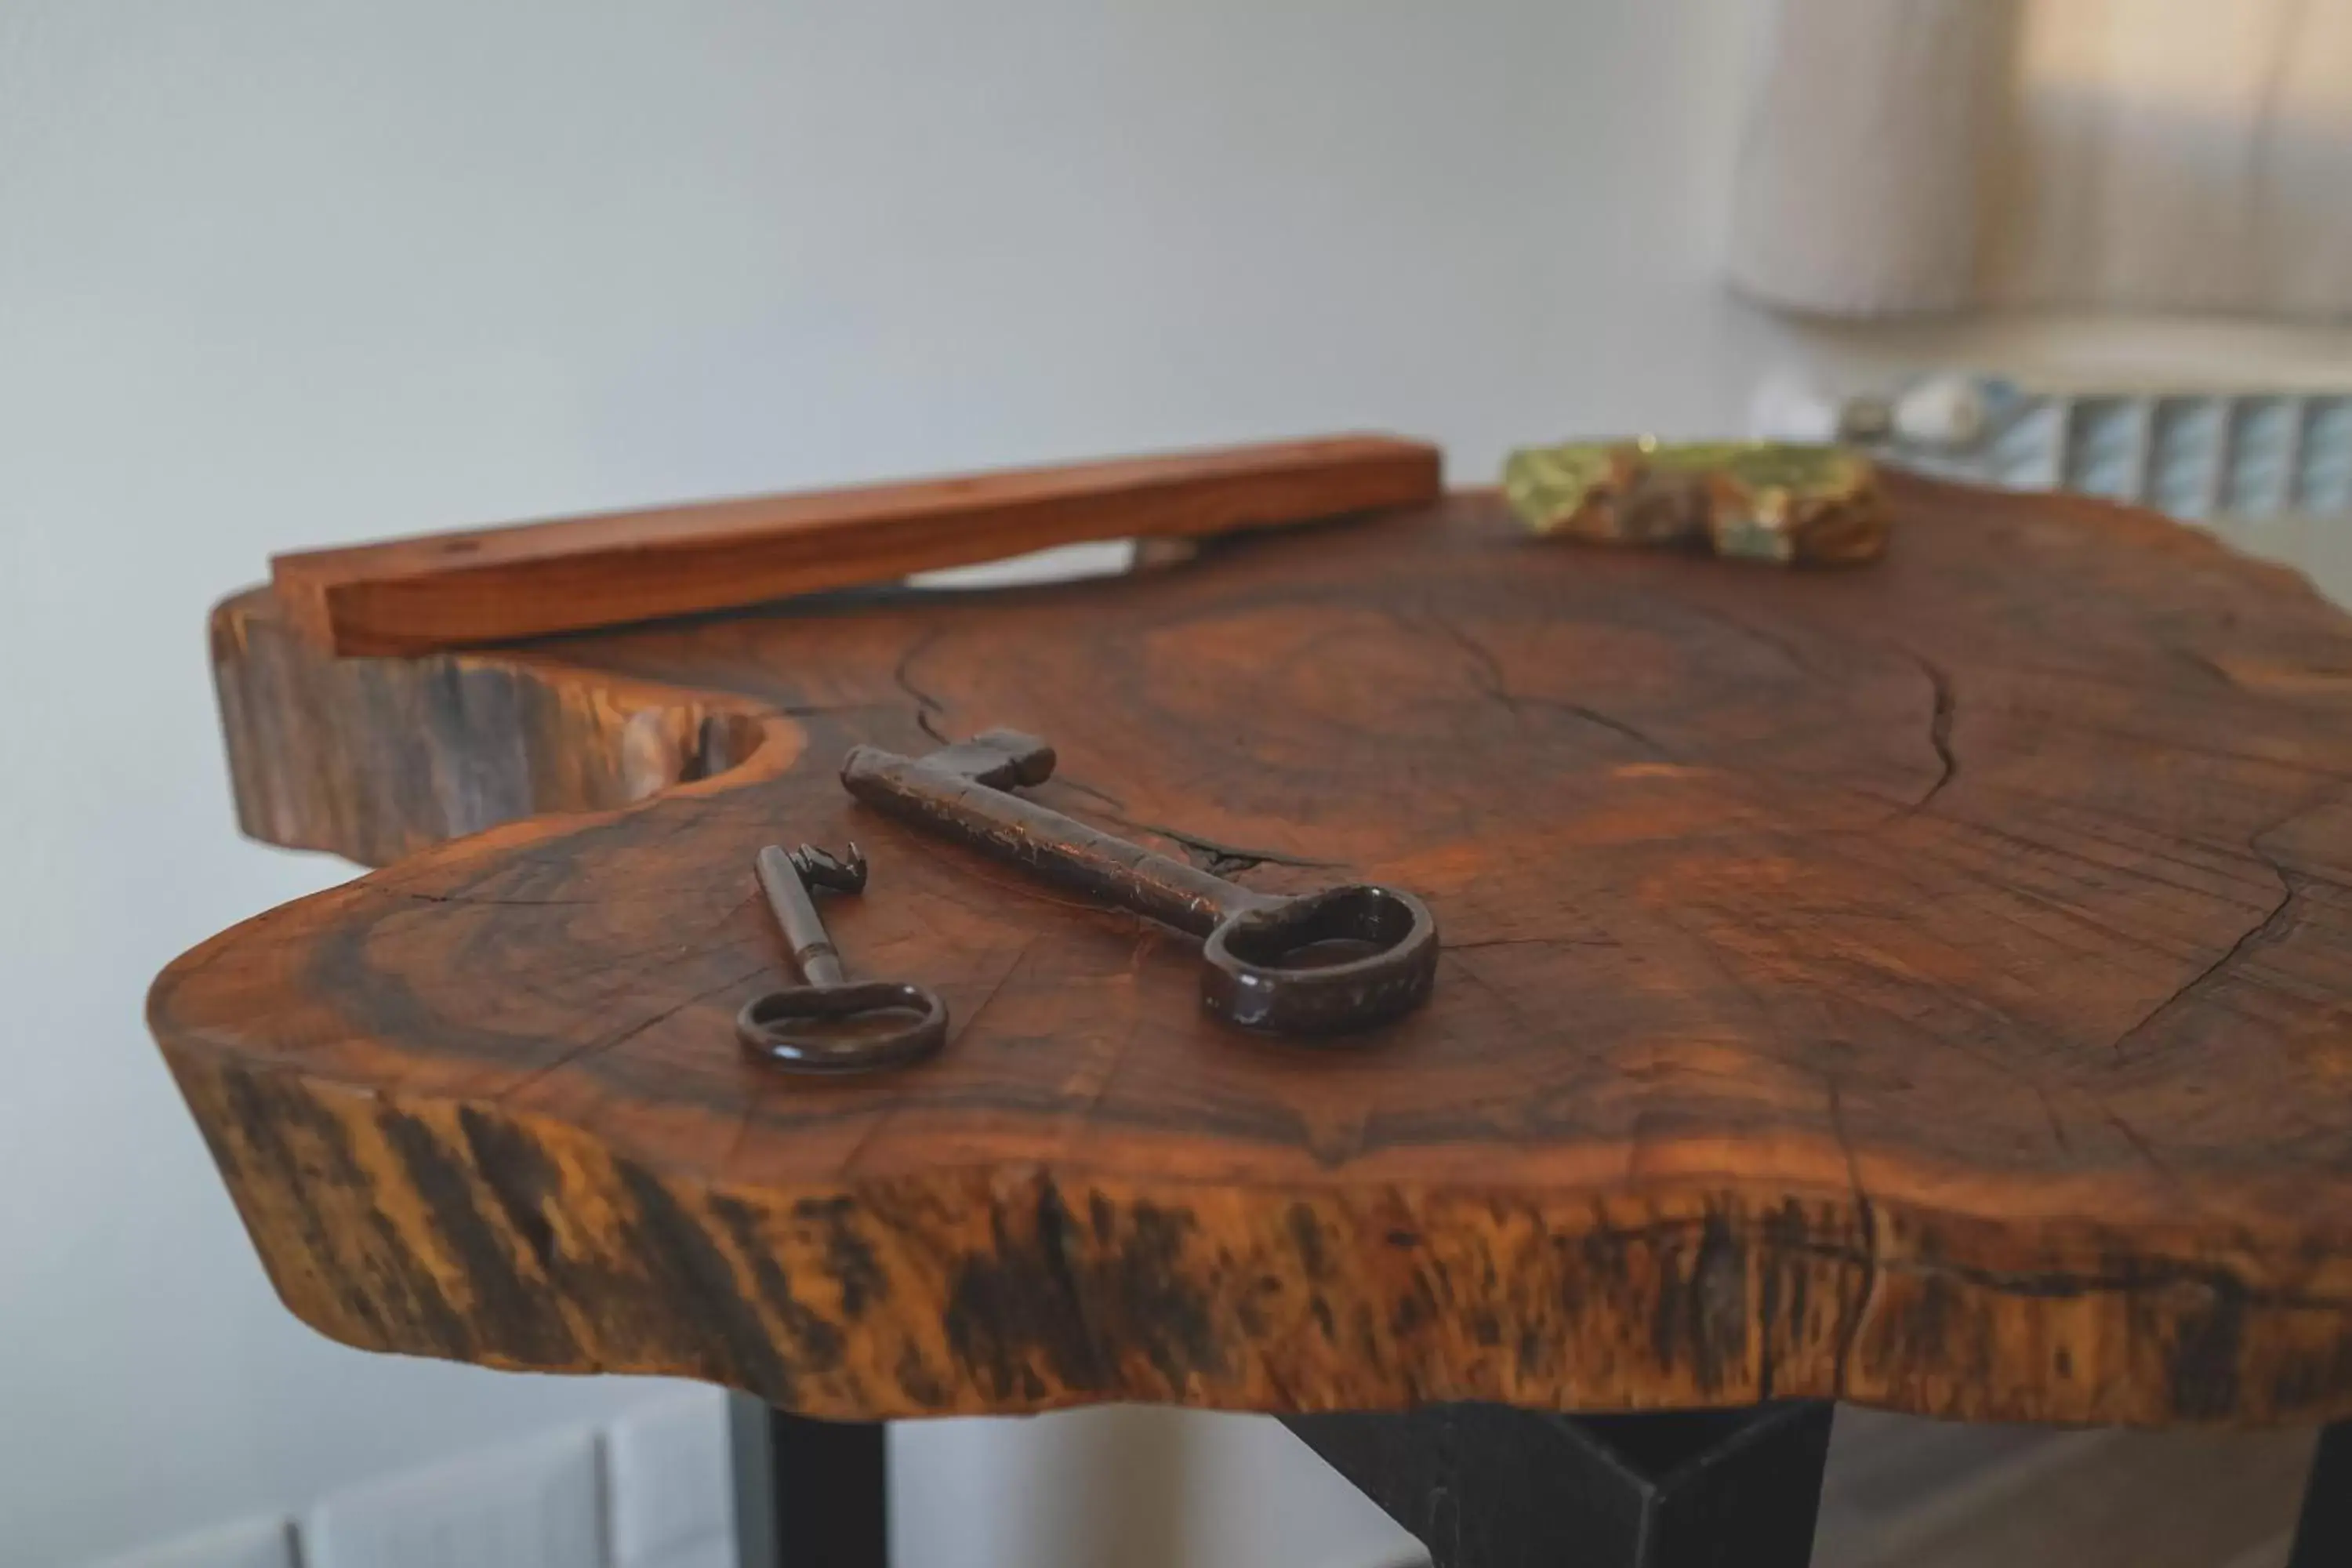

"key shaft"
[842,739,1278,935]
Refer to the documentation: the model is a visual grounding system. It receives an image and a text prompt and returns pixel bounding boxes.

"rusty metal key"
[840,730,1438,1036]
[736,842,949,1073]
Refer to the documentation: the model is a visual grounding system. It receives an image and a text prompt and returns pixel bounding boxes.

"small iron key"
[736,842,949,1073]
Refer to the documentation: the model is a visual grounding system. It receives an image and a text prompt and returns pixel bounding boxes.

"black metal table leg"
[732,1400,888,1568]
[2290,1418,2352,1568]
[1283,1402,1835,1568]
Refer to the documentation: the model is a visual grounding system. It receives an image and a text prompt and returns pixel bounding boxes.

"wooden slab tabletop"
[151,475,2352,1428]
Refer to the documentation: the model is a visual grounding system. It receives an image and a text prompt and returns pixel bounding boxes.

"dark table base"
[2290,1419,2352,1568]
[747,1403,2352,1567]
[1283,1401,1831,1568]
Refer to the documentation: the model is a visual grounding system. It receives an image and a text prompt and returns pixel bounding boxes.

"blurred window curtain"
[1729,0,2352,320]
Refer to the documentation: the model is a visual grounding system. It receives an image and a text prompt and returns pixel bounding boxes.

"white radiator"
[1757,372,2352,605]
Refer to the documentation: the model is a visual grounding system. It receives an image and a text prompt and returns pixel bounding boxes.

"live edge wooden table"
[151,457,2352,1566]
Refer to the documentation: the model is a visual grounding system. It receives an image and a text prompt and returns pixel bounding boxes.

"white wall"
[14,4,2350,1566]
[0,4,1777,1560]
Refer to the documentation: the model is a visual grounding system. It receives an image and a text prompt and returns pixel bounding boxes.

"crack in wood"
[2111,866,2303,1057]
[1893,645,1958,814]
[2103,1109,2181,1187]
[1675,598,1819,675]
[383,888,608,909]
[891,628,950,745]
[1824,1076,1881,1403]
[1418,603,1672,757]
[2035,1086,2073,1154]
[2011,710,2352,780]
[1505,691,1673,756]
[490,956,776,1106]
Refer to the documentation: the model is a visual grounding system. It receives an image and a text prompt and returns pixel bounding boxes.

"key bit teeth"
[970,728,1055,780]
[926,729,1057,787]
[789,842,869,893]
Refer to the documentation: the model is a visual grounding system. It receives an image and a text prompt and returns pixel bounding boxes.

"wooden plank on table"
[269,434,1443,655]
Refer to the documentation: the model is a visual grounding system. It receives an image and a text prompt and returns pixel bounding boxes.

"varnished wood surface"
[154,477,2352,1426]
[270,434,1440,655]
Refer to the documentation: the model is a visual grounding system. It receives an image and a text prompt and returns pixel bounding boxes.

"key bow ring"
[736,841,949,1073]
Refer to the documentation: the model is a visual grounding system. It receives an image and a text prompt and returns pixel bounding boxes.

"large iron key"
[840,730,1437,1036]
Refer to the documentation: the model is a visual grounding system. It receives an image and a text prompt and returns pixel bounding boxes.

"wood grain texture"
[156,477,2352,1426]
[269,434,1442,655]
